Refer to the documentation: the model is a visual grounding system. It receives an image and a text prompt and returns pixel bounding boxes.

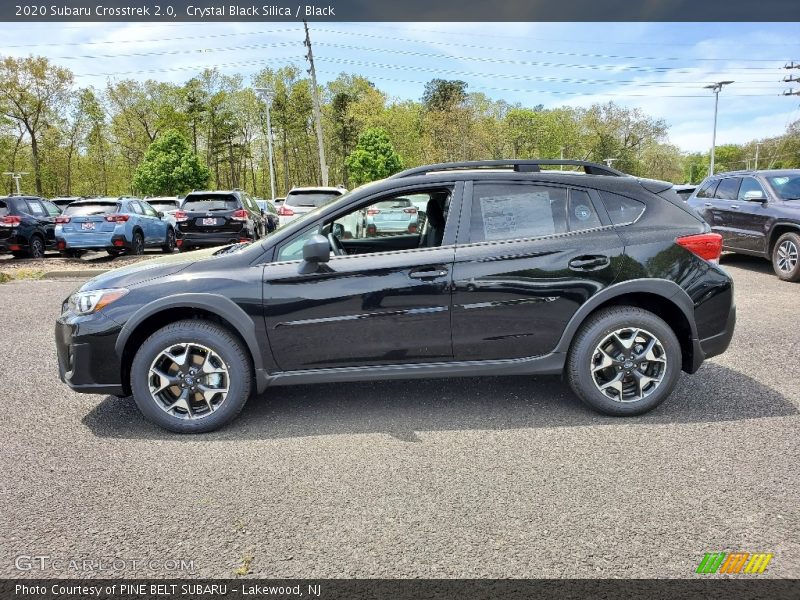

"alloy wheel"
[148,343,230,419]
[590,327,667,403]
[776,239,798,273]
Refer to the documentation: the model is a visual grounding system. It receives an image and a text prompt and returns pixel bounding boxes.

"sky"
[2,21,800,154]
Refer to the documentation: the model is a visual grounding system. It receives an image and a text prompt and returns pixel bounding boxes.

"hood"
[80,247,223,291]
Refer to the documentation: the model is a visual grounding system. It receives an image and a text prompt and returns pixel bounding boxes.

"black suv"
[687,169,800,281]
[55,160,736,433]
[0,195,61,258]
[175,190,265,250]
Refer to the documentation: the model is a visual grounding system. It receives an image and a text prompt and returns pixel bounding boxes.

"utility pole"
[2,171,27,195]
[704,81,734,176]
[603,158,618,167]
[303,20,329,187]
[254,88,277,200]
[559,146,565,170]
[754,142,762,170]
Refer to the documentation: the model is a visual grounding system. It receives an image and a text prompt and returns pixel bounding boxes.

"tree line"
[1,55,798,198]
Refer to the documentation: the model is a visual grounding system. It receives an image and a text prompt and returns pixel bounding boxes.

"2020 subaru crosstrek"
[55,160,736,433]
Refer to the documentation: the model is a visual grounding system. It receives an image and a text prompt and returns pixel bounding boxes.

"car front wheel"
[130,320,253,433]
[772,231,800,282]
[566,307,681,416]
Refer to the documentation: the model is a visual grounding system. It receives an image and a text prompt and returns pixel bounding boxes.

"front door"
[262,186,459,371]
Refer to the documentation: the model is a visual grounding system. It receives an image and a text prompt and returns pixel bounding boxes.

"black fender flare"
[115,293,264,369]
[552,278,697,354]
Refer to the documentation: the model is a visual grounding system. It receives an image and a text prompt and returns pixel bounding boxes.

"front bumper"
[56,310,126,396]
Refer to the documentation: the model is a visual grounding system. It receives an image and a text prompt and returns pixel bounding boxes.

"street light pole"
[2,172,27,195]
[704,81,734,176]
[755,141,762,170]
[254,88,277,200]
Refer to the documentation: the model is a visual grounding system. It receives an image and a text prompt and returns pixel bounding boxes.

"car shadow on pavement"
[720,253,774,276]
[82,362,797,441]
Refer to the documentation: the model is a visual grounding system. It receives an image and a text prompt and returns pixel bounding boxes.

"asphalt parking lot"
[0,253,798,579]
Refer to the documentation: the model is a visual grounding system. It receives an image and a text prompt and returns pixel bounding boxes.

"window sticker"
[480,192,555,241]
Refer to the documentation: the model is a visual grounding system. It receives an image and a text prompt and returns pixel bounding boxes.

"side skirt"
[258,352,566,390]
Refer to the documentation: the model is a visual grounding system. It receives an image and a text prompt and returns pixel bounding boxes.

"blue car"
[55,197,176,256]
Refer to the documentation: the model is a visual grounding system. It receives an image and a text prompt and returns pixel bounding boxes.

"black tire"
[162,228,176,253]
[129,231,145,255]
[28,235,45,259]
[772,231,800,282]
[60,249,83,259]
[130,320,253,433]
[566,306,682,416]
[106,249,123,257]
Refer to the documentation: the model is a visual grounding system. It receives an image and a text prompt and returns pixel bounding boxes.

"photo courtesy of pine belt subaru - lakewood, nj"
[55,160,736,433]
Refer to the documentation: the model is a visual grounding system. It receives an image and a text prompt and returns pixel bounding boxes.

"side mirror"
[302,234,331,263]
[743,190,767,202]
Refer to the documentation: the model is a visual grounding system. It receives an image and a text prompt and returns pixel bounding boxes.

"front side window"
[42,200,61,217]
[737,177,767,201]
[140,202,159,217]
[470,183,567,243]
[275,226,322,262]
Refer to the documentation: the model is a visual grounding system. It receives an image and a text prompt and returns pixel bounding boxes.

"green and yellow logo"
[696,552,773,574]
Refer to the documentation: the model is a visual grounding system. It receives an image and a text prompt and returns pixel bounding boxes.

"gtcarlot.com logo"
[696,552,773,574]
[15,555,197,574]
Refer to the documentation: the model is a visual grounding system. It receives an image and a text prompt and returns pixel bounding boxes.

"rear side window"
[470,183,568,243]
[696,180,719,199]
[715,178,741,200]
[568,189,602,231]
[599,192,646,226]
[64,202,119,216]
[182,195,238,211]
[25,200,47,217]
[285,191,341,208]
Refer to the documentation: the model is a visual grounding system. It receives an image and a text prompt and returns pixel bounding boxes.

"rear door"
[710,177,742,247]
[688,179,720,225]
[730,176,771,254]
[139,200,166,244]
[24,198,56,245]
[451,181,624,361]
[40,199,62,247]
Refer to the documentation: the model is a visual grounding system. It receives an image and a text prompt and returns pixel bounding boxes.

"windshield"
[285,191,341,208]
[182,195,238,211]
[64,202,119,216]
[766,175,800,200]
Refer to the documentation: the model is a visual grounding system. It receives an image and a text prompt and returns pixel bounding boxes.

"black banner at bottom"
[2,579,799,600]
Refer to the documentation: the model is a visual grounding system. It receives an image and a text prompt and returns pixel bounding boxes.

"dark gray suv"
[687,169,800,281]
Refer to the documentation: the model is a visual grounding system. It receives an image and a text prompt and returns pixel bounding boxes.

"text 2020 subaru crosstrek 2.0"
[56,160,736,433]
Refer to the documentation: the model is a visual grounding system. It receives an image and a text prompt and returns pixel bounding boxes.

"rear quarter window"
[599,192,646,226]
[695,180,719,199]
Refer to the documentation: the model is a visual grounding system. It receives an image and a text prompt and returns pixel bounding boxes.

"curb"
[41,270,110,279]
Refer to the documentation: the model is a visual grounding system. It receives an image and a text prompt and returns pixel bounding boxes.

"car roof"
[708,169,800,178]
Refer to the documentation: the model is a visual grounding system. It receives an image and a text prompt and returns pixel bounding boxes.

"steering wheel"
[327,232,346,256]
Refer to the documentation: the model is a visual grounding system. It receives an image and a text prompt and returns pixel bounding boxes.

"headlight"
[69,288,128,315]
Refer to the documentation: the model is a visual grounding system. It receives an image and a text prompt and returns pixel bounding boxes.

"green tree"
[345,128,403,186]
[132,129,209,195]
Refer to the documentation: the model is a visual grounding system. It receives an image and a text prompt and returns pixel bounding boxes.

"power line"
[49,41,303,61]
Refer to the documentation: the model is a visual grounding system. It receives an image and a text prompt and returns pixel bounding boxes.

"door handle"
[569,255,610,270]
[704,203,713,207]
[409,267,448,279]
[730,205,739,209]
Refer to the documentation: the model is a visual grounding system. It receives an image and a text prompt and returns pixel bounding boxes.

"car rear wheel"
[162,228,176,253]
[129,231,144,255]
[28,235,45,259]
[772,231,800,282]
[566,307,681,416]
[130,320,253,433]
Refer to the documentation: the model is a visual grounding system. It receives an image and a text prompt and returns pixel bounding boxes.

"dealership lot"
[0,254,797,578]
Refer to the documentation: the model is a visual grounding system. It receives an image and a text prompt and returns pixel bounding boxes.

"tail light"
[403,207,418,214]
[231,209,248,222]
[55,216,71,224]
[408,224,418,234]
[676,233,723,263]
[0,215,21,227]
[104,214,130,223]
[278,205,294,217]
[57,241,66,250]
[174,210,188,222]
[366,208,380,215]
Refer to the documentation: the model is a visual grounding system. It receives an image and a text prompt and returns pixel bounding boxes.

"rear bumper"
[55,311,126,396]
[179,230,252,247]
[689,302,736,373]
[0,232,26,251]
[58,232,129,251]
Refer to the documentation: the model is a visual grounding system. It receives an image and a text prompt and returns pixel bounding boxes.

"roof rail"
[389,159,626,179]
